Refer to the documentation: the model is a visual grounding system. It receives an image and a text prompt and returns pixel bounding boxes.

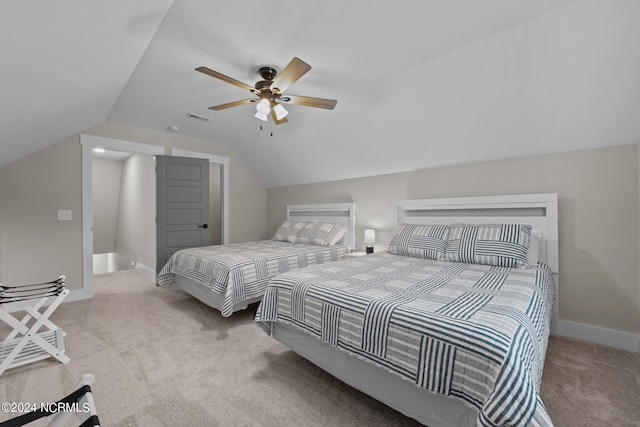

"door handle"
[198,224,208,229]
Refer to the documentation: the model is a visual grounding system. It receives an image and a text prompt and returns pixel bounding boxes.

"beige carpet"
[1,270,638,426]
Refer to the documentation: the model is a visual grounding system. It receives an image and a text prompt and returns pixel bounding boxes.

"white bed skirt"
[270,322,477,427]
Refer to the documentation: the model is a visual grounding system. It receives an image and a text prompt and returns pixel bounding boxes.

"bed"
[255,194,559,427]
[157,203,355,317]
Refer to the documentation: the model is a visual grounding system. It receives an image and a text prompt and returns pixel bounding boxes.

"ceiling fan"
[195,57,337,125]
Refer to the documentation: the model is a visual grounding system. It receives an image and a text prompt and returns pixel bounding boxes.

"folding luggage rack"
[0,276,70,376]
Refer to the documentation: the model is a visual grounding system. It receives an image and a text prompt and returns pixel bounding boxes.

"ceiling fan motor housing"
[258,66,278,81]
[255,80,273,91]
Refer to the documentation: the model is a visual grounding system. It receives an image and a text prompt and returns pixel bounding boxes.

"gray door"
[156,155,210,272]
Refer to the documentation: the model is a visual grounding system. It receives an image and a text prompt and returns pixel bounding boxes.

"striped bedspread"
[255,252,555,427]
[157,240,347,317]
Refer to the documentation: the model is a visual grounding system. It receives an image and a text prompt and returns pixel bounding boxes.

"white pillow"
[527,232,542,266]
[328,225,347,246]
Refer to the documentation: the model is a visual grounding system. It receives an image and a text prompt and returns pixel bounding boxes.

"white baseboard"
[556,319,640,353]
[65,288,92,303]
[134,262,156,279]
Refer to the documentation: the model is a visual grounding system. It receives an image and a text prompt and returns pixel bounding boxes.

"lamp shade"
[256,98,270,114]
[273,103,288,120]
[254,111,268,121]
[364,229,376,245]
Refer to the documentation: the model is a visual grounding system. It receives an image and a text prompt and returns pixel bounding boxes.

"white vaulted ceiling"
[0,0,173,165]
[2,0,640,187]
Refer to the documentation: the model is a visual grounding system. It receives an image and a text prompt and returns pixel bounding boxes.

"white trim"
[134,262,157,280]
[80,134,164,155]
[170,148,230,244]
[58,288,92,304]
[80,134,164,302]
[557,320,640,353]
[171,149,230,167]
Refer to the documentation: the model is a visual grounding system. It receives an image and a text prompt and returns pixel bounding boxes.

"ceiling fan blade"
[270,57,311,93]
[271,109,288,125]
[282,95,337,110]
[196,66,256,93]
[208,99,256,111]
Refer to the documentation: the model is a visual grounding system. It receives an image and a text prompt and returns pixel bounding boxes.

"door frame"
[80,134,230,301]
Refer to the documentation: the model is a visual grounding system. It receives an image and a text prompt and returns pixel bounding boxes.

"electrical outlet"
[58,210,72,221]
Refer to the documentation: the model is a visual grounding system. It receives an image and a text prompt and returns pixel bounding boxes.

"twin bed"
[255,194,559,427]
[158,194,558,426]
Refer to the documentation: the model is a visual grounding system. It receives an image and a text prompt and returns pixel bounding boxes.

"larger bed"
[157,203,355,317]
[255,194,559,427]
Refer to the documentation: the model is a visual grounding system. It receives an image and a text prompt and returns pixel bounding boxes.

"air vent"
[186,113,213,122]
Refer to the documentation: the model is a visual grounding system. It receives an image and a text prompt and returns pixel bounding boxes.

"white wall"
[92,158,122,254]
[113,153,155,271]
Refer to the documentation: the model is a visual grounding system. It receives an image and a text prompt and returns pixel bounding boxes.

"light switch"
[58,210,72,220]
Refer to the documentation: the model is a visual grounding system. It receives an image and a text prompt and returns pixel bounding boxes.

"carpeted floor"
[1,270,638,426]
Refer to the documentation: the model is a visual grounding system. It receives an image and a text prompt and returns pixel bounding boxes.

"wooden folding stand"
[0,276,70,376]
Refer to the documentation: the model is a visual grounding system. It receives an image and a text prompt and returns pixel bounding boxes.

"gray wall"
[86,122,268,244]
[0,122,267,291]
[267,144,640,336]
[0,135,82,287]
[2,118,636,339]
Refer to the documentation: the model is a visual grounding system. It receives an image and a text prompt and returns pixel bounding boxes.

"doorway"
[80,134,229,300]
[92,150,155,275]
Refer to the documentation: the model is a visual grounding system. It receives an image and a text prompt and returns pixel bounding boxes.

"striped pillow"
[389,224,449,260]
[272,221,306,243]
[296,222,341,246]
[445,224,532,267]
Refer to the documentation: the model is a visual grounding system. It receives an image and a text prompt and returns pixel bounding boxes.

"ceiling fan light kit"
[272,103,288,120]
[196,57,337,125]
[254,98,270,121]
[254,111,268,122]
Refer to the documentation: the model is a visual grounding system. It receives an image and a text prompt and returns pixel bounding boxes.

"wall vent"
[186,113,213,122]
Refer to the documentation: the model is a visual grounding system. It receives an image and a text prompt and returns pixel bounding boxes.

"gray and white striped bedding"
[255,252,555,427]
[157,240,347,317]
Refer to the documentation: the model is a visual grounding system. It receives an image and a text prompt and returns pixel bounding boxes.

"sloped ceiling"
[0,0,173,166]
[2,0,640,188]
